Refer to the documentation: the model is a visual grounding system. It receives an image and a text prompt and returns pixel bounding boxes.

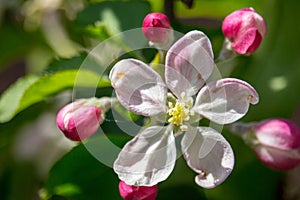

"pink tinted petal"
[222,8,266,55]
[67,106,100,141]
[253,145,300,171]
[119,181,158,200]
[245,29,263,53]
[142,13,171,43]
[232,28,262,54]
[193,78,259,124]
[56,101,101,141]
[109,59,167,116]
[165,30,214,98]
[243,8,267,37]
[222,8,267,39]
[56,100,86,131]
[181,126,234,189]
[254,119,300,150]
[240,7,256,12]
[114,125,176,186]
[56,103,71,132]
[222,11,244,39]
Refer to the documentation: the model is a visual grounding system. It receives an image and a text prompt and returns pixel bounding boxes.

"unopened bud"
[253,145,300,171]
[252,119,300,170]
[119,181,158,200]
[222,7,267,54]
[142,13,171,42]
[232,119,300,170]
[254,119,300,150]
[142,13,173,50]
[56,99,102,141]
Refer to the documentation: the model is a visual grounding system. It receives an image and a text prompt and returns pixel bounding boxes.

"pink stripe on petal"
[232,28,262,54]
[221,78,259,104]
[165,31,214,98]
[114,125,176,186]
[253,145,300,171]
[254,119,300,150]
[193,78,259,124]
[222,8,266,55]
[181,127,234,189]
[109,59,167,116]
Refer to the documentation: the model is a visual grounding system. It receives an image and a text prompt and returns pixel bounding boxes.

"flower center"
[167,92,194,131]
[168,102,188,125]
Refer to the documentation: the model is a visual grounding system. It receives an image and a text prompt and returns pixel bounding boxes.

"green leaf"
[0,74,39,123]
[53,183,81,197]
[45,54,88,73]
[0,53,113,123]
[0,70,110,123]
[73,1,153,62]
[174,0,264,18]
[45,135,128,200]
[0,22,43,68]
[75,1,151,36]
[158,185,206,200]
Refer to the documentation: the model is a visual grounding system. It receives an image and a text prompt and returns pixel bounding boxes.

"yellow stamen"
[167,92,194,131]
[168,101,189,126]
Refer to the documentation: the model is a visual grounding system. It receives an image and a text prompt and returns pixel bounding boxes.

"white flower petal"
[193,78,259,124]
[181,126,234,189]
[109,59,167,116]
[114,125,176,186]
[165,30,214,98]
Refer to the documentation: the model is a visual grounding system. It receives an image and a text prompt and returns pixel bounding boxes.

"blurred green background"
[0,0,300,199]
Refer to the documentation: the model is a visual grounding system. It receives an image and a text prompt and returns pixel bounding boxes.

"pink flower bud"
[142,13,171,43]
[222,7,267,54]
[56,99,101,141]
[119,181,158,200]
[254,119,300,150]
[252,119,300,170]
[253,145,300,171]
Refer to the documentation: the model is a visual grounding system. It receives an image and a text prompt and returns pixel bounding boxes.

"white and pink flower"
[109,31,259,188]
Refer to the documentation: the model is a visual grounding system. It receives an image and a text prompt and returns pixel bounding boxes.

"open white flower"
[109,31,259,189]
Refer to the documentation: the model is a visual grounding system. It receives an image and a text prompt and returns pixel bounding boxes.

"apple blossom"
[109,30,259,188]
